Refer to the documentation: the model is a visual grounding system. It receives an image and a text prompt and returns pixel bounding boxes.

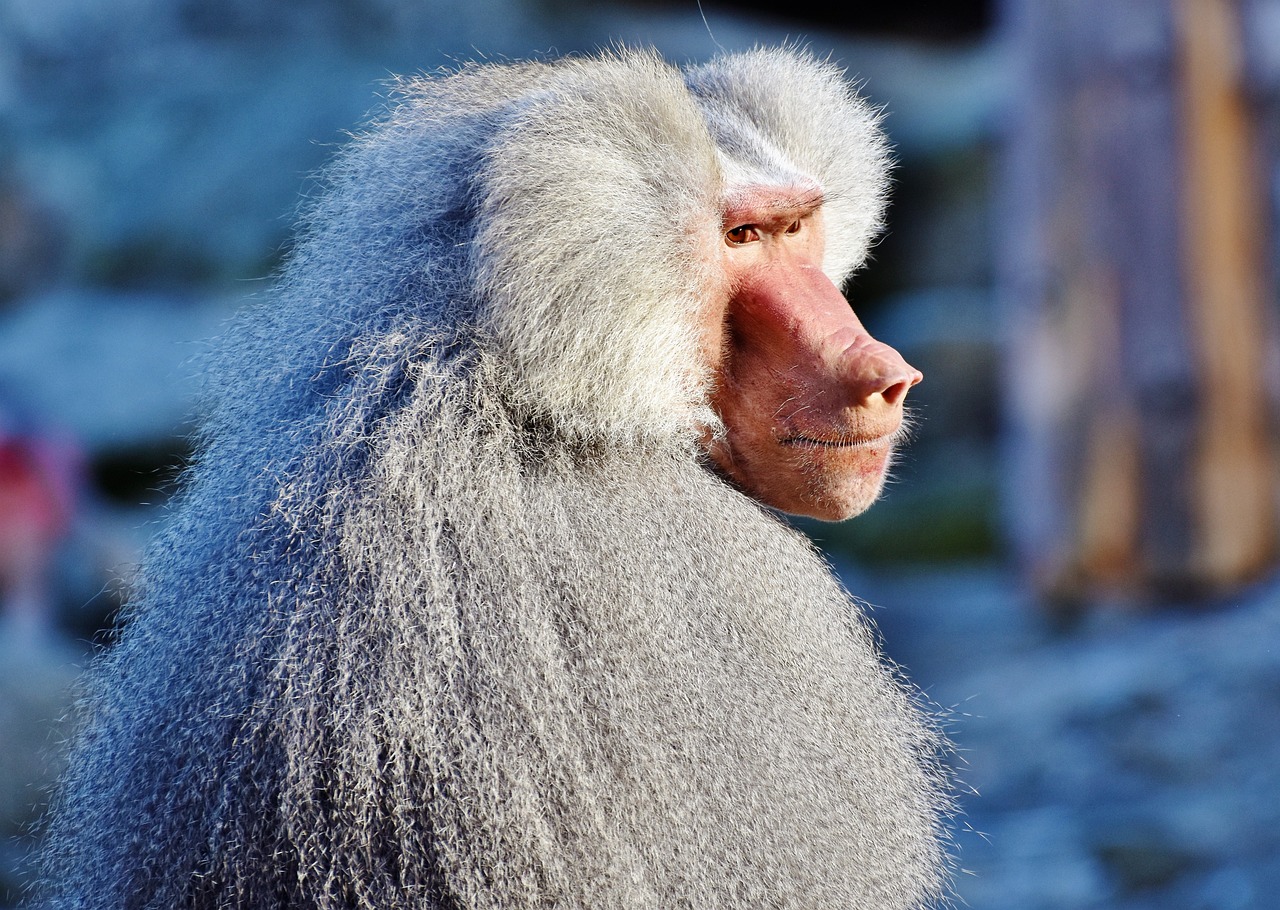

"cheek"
[696,272,737,378]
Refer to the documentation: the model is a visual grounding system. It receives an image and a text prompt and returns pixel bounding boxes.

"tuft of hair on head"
[684,46,893,284]
[472,48,726,446]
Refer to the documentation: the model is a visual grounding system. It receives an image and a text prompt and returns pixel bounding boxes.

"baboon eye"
[785,220,802,234]
[726,225,760,245]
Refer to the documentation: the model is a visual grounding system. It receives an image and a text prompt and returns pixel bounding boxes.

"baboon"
[38,48,951,909]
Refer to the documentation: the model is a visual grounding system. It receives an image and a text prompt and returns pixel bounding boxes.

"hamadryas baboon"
[38,47,950,909]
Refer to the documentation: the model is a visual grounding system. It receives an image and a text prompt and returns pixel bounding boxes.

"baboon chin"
[39,47,950,909]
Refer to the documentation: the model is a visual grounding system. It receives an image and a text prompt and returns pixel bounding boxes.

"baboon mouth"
[781,433,894,449]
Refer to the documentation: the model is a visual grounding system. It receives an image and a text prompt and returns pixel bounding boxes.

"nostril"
[881,368,923,407]
[881,380,909,407]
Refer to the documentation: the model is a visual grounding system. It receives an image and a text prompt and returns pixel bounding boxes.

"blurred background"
[1,1,1278,907]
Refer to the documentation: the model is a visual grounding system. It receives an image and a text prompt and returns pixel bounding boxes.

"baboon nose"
[840,337,923,407]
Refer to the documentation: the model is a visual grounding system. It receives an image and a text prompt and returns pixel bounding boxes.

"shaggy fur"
[38,47,949,909]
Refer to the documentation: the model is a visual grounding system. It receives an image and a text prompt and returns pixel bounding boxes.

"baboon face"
[703,185,921,522]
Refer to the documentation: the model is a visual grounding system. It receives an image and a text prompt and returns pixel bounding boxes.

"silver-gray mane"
[37,47,950,909]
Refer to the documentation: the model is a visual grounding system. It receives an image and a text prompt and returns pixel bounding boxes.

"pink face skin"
[702,185,922,521]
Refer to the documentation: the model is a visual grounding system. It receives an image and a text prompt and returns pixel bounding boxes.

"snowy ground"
[857,563,1280,910]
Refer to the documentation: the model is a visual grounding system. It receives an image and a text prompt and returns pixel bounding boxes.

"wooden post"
[1176,0,1278,585]
[1000,0,1279,601]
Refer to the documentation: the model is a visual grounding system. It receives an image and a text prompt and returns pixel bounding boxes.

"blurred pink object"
[0,414,82,634]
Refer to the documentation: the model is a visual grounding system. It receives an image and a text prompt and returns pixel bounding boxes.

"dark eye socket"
[785,219,802,234]
[726,225,760,245]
